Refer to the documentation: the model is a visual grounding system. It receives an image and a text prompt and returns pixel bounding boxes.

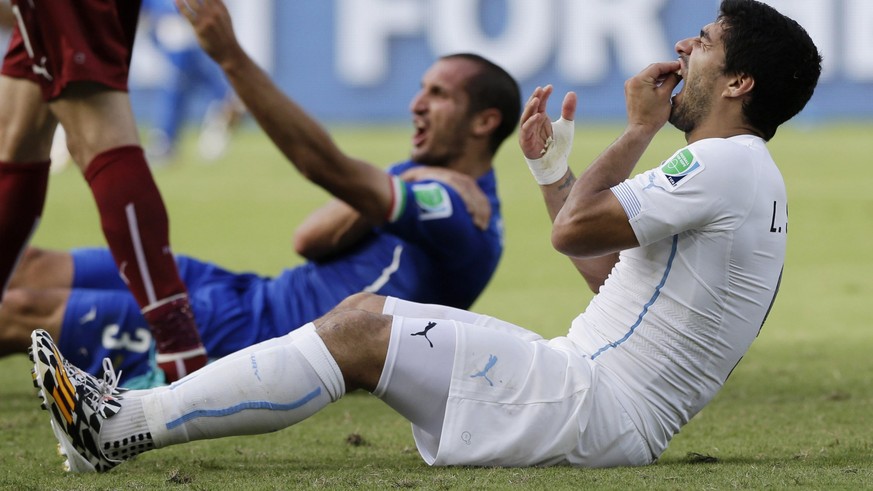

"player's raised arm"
[518,86,613,291]
[176,0,393,223]
[519,84,577,222]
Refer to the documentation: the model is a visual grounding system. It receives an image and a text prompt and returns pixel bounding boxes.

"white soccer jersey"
[568,134,788,458]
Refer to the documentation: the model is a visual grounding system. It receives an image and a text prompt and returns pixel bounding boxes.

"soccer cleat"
[30,329,127,472]
[144,295,208,382]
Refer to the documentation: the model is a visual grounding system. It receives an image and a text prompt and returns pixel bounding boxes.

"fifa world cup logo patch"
[660,147,704,188]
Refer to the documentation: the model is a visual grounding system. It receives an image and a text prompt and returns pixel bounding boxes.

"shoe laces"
[76,358,123,414]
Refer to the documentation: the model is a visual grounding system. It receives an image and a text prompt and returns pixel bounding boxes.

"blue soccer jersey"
[59,161,503,386]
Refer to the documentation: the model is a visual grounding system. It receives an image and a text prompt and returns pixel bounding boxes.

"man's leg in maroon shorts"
[0,75,55,296]
[48,82,207,381]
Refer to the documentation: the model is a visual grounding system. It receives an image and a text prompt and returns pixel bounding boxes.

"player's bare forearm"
[228,60,390,220]
[178,0,392,222]
[540,172,620,292]
[539,171,576,222]
[293,200,373,260]
[219,54,339,175]
[574,124,657,198]
[550,126,649,258]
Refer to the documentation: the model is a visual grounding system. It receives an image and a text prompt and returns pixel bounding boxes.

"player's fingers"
[519,111,542,134]
[657,72,682,95]
[644,60,681,81]
[519,112,551,159]
[538,84,554,112]
[522,86,543,111]
[561,91,577,122]
[627,61,682,101]
[463,186,492,230]
[520,94,541,124]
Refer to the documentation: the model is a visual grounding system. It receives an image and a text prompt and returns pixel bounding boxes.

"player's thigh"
[0,75,57,161]
[432,331,596,467]
[49,86,140,168]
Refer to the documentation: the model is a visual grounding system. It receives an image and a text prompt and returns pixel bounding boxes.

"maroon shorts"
[1,0,142,100]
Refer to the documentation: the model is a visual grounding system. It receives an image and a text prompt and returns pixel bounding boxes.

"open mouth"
[412,121,427,147]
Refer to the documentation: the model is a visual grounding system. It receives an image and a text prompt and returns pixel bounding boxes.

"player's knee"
[317,308,390,345]
[314,308,391,390]
[333,292,386,314]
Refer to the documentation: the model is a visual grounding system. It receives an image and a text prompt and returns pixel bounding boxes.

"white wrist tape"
[524,117,575,185]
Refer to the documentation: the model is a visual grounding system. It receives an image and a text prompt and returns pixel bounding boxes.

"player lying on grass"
[0,35,520,386]
[30,0,821,471]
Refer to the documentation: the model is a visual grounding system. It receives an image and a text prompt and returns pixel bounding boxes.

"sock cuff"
[294,324,346,402]
[83,145,145,183]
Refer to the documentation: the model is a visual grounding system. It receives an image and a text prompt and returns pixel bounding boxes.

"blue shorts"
[58,248,282,387]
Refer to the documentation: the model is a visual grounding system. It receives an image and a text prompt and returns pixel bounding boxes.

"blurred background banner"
[130,0,873,124]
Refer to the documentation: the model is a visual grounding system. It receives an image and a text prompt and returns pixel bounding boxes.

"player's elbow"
[551,218,596,258]
[292,228,327,261]
[292,235,315,259]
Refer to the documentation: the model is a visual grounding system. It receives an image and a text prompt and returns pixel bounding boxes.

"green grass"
[2,122,872,489]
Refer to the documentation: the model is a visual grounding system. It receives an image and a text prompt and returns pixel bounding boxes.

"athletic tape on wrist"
[524,117,575,185]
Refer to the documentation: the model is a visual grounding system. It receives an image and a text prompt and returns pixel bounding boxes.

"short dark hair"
[441,53,521,155]
[718,0,822,140]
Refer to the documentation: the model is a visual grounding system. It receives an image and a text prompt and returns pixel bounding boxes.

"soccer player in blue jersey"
[1,7,520,386]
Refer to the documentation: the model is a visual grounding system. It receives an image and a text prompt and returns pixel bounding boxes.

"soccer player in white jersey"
[30,0,822,472]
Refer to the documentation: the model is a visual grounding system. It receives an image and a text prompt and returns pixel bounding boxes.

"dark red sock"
[0,160,50,299]
[83,145,187,308]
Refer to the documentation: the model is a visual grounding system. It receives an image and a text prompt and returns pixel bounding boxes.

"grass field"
[1,122,872,489]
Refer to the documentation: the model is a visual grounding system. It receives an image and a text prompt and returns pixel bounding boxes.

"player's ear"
[724,72,754,99]
[471,108,501,137]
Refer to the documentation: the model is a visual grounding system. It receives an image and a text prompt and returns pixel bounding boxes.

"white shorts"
[380,298,652,468]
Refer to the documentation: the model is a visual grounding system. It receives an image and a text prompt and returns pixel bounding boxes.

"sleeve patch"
[411,182,453,220]
[660,147,704,188]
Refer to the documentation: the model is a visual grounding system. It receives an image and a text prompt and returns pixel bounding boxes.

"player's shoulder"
[387,160,417,176]
[687,135,769,167]
[658,135,770,187]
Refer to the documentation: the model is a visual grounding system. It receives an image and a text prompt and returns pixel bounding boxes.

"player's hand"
[519,86,577,185]
[624,60,682,133]
[175,0,241,66]
[399,167,492,230]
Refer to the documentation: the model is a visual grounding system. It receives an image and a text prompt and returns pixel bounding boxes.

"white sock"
[134,324,345,448]
[99,392,156,461]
